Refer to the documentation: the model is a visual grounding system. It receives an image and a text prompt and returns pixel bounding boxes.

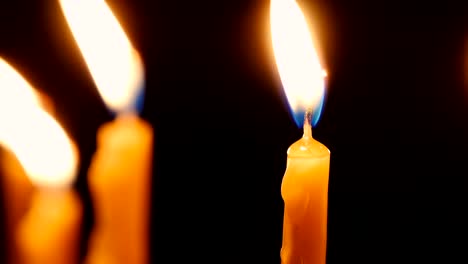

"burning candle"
[0,58,36,263]
[0,58,63,263]
[0,58,81,264]
[58,1,153,263]
[270,1,330,263]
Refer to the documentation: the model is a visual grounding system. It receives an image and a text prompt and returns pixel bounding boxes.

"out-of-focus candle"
[86,115,152,264]
[17,188,81,264]
[0,150,32,263]
[13,110,82,264]
[59,0,153,263]
[0,58,82,264]
[270,1,330,263]
[0,58,57,263]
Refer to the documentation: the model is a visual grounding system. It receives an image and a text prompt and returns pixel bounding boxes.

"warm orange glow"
[59,0,144,113]
[465,38,468,89]
[270,0,326,113]
[0,58,78,188]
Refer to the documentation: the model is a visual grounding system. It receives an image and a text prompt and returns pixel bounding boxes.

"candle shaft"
[86,115,153,264]
[281,113,330,264]
[0,150,33,264]
[16,190,82,264]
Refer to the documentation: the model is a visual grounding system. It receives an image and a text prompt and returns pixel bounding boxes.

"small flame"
[0,58,78,189]
[270,0,326,126]
[59,0,144,114]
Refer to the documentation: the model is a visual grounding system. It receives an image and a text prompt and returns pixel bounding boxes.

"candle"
[17,188,82,264]
[270,1,330,264]
[0,150,33,263]
[13,110,82,264]
[58,1,153,263]
[0,59,81,264]
[85,115,152,264]
[0,58,56,263]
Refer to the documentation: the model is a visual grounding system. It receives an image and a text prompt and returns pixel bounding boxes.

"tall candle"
[280,112,330,264]
[58,0,153,263]
[270,0,330,263]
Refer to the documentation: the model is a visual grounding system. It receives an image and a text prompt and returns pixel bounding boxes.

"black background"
[1,0,467,263]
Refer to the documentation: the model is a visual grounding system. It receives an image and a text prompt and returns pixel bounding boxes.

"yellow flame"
[0,58,78,188]
[59,0,144,113]
[270,0,325,112]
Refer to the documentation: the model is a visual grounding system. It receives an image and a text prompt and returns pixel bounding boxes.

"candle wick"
[302,110,313,140]
[116,108,138,118]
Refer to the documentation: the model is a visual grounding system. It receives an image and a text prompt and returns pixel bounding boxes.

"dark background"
[1,0,467,263]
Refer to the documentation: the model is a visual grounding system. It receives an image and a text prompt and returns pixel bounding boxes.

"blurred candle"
[13,110,82,264]
[270,1,330,263]
[59,0,153,263]
[0,58,56,263]
[0,150,32,263]
[0,58,81,264]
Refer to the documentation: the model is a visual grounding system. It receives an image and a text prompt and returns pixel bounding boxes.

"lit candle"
[13,110,82,264]
[58,1,153,263]
[270,1,330,264]
[0,59,81,264]
[0,58,56,263]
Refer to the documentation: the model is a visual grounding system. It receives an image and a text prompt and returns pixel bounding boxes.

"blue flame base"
[291,93,325,128]
[107,81,146,117]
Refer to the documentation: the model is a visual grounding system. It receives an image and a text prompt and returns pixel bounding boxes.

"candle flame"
[0,59,41,111]
[270,0,326,126]
[0,58,78,189]
[59,0,144,114]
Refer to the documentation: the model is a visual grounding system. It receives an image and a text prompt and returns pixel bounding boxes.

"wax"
[280,114,330,264]
[0,150,33,263]
[85,114,153,264]
[16,190,82,264]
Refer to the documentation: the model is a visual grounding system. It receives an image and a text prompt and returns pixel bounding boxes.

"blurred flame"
[0,59,41,111]
[59,0,144,113]
[0,58,78,188]
[270,0,326,122]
